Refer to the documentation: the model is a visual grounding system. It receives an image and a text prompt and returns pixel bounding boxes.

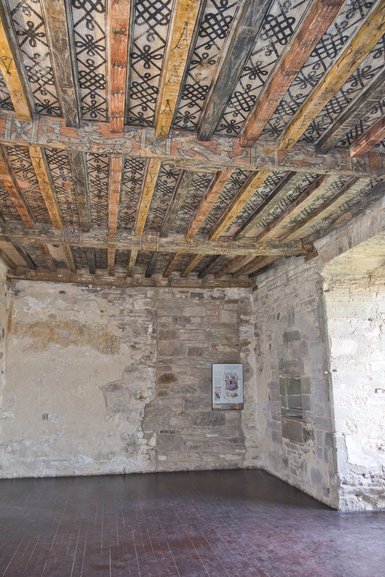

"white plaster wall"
[324,280,385,510]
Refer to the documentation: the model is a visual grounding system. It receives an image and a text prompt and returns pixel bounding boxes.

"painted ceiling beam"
[0,5,32,121]
[7,268,255,289]
[41,0,80,127]
[198,0,272,141]
[109,0,131,133]
[0,114,384,177]
[350,117,385,157]
[155,0,201,139]
[316,69,385,153]
[0,224,308,258]
[107,155,123,275]
[240,0,345,147]
[280,0,385,151]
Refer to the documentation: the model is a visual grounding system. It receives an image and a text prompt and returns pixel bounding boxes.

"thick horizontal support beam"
[0,113,384,177]
[0,223,308,258]
[7,269,254,289]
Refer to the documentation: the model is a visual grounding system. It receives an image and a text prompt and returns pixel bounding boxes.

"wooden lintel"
[134,159,161,235]
[7,268,255,289]
[29,145,63,229]
[181,254,204,278]
[317,69,385,153]
[0,146,34,227]
[350,118,385,157]
[40,0,80,127]
[210,169,271,240]
[68,150,91,231]
[0,5,32,120]
[0,223,308,258]
[186,168,234,238]
[280,1,385,151]
[0,113,384,177]
[109,0,130,133]
[198,0,271,141]
[240,0,345,146]
[155,0,201,139]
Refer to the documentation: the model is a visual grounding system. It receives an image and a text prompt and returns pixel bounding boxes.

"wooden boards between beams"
[0,5,31,120]
[240,0,345,146]
[280,1,385,151]
[198,0,271,141]
[155,0,201,139]
[110,0,131,133]
[350,118,385,157]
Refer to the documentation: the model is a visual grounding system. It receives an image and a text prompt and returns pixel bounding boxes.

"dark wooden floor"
[0,469,384,577]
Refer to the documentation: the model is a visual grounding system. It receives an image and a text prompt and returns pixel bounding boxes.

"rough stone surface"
[0,282,257,478]
[253,257,339,508]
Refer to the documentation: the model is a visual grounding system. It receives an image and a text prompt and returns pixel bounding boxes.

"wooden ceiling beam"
[0,147,34,227]
[0,5,32,120]
[7,268,255,289]
[0,224,308,258]
[279,1,385,151]
[198,0,271,141]
[155,0,201,139]
[107,155,123,275]
[180,254,204,278]
[215,255,255,277]
[235,256,279,277]
[317,69,385,153]
[197,255,221,278]
[67,150,91,232]
[350,118,385,158]
[41,0,80,127]
[163,253,183,278]
[134,159,161,235]
[0,240,28,268]
[209,169,271,240]
[109,0,131,133]
[240,0,345,147]
[0,114,383,177]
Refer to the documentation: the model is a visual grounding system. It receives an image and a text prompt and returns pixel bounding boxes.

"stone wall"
[253,257,339,508]
[0,280,257,478]
[324,278,385,511]
[0,263,8,446]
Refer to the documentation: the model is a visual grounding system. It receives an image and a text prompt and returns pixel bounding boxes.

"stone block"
[281,418,304,444]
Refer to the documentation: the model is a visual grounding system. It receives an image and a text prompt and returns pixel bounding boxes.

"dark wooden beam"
[198,0,271,141]
[67,150,91,231]
[41,0,80,127]
[280,1,385,151]
[0,223,308,258]
[0,146,34,227]
[7,268,255,289]
[86,248,96,275]
[317,69,385,153]
[350,117,385,157]
[240,0,345,146]
[0,113,384,177]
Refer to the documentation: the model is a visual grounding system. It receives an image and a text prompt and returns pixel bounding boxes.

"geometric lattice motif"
[172,172,215,234]
[255,172,319,229]
[7,0,61,116]
[217,0,310,135]
[200,168,252,234]
[20,240,54,270]
[95,248,107,270]
[127,0,174,126]
[339,99,385,149]
[87,153,109,228]
[71,246,89,270]
[0,180,22,221]
[303,38,385,144]
[261,0,375,140]
[0,70,14,112]
[376,137,385,151]
[115,250,129,271]
[145,163,182,232]
[119,157,147,231]
[174,0,241,130]
[70,0,108,121]
[228,170,290,234]
[5,144,51,223]
[44,148,80,227]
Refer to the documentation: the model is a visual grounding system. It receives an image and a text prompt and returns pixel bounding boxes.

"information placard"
[212,363,244,410]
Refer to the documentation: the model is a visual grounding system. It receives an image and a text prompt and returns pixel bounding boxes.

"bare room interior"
[0,0,384,575]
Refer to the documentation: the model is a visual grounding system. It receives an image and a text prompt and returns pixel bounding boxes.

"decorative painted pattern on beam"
[279,1,385,151]
[350,117,385,157]
[134,159,162,235]
[109,0,131,133]
[0,113,384,177]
